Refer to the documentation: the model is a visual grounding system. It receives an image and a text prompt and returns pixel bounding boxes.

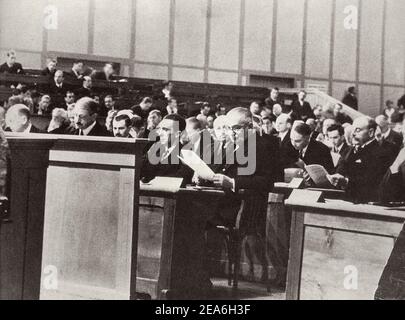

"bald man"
[327,117,393,203]
[5,104,43,133]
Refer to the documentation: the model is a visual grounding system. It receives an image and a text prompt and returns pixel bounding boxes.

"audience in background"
[0,50,24,74]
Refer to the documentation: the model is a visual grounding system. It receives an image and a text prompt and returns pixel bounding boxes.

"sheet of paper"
[178,150,215,181]
[331,152,341,167]
[305,164,332,188]
[140,176,183,193]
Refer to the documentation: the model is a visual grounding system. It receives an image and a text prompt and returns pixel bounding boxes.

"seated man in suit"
[93,63,115,81]
[131,97,153,121]
[0,50,24,74]
[41,58,57,77]
[64,91,76,110]
[276,114,299,169]
[327,117,393,203]
[141,113,190,183]
[375,114,403,150]
[112,114,132,138]
[290,123,335,185]
[161,97,181,117]
[327,124,350,158]
[67,60,84,80]
[75,76,93,99]
[5,104,43,133]
[291,90,315,122]
[333,103,353,125]
[379,147,405,203]
[48,70,69,110]
[69,97,110,136]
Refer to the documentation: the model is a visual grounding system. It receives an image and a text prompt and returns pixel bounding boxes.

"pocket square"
[355,159,362,163]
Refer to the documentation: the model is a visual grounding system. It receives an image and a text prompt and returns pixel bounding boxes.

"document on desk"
[140,176,183,193]
[305,164,333,188]
[178,150,215,181]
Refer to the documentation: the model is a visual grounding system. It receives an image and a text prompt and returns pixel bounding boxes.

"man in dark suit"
[333,103,353,125]
[328,117,393,203]
[342,86,358,111]
[48,70,70,110]
[0,50,24,74]
[66,60,84,80]
[291,90,315,121]
[264,87,280,111]
[5,104,43,133]
[275,114,299,169]
[41,58,57,78]
[290,123,335,175]
[93,63,115,81]
[75,76,93,99]
[327,124,350,158]
[141,113,190,183]
[379,147,405,203]
[69,97,110,136]
[375,114,403,150]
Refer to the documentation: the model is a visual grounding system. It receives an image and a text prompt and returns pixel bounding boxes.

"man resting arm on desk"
[327,117,393,203]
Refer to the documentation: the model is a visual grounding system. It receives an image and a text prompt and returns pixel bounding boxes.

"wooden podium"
[0,134,148,300]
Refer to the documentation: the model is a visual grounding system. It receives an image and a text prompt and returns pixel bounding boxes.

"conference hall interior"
[0,0,405,300]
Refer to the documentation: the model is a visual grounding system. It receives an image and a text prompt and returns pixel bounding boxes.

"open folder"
[178,150,215,181]
[305,164,333,188]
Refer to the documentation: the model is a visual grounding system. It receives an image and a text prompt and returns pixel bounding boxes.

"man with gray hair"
[5,104,43,133]
[47,108,71,134]
[327,116,393,203]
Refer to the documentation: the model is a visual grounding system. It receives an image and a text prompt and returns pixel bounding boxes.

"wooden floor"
[210,278,285,300]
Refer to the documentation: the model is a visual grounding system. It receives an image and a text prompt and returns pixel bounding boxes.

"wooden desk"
[285,197,405,300]
[0,134,148,300]
[137,183,227,299]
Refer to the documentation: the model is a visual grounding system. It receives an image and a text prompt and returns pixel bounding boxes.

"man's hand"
[391,147,405,174]
[327,173,348,189]
[213,174,234,190]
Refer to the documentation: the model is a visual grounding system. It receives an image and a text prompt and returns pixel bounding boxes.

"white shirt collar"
[166,105,178,115]
[81,121,97,136]
[279,130,288,141]
[301,144,309,158]
[382,128,391,139]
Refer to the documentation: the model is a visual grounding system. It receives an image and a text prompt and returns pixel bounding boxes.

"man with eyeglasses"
[327,116,393,203]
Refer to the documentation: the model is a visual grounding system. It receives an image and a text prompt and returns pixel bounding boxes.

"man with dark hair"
[112,114,132,138]
[0,50,24,74]
[327,124,350,157]
[342,86,358,111]
[333,103,352,125]
[141,113,188,183]
[265,87,280,110]
[75,76,93,99]
[291,122,334,174]
[328,117,393,203]
[162,81,174,100]
[68,60,84,80]
[64,91,75,110]
[69,97,110,136]
[291,90,315,121]
[276,114,299,169]
[93,63,115,81]
[5,104,43,133]
[131,97,153,120]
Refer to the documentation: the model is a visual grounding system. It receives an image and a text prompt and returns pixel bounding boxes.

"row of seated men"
[3,93,405,288]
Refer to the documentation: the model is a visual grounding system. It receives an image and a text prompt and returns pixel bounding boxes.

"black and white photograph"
[0,0,405,306]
